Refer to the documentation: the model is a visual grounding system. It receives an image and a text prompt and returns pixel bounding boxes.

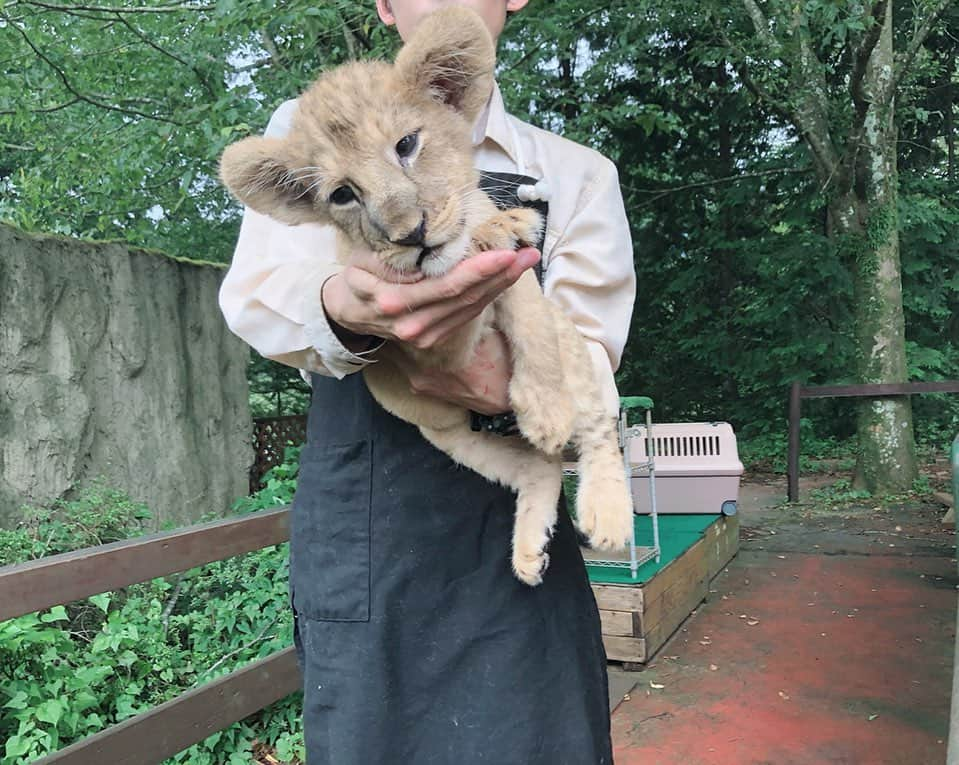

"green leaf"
[35,698,64,726]
[5,734,31,758]
[40,605,69,623]
[4,690,30,710]
[89,593,111,613]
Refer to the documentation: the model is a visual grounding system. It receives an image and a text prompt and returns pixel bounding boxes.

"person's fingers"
[346,247,424,284]
[391,248,541,344]
[451,247,540,309]
[341,265,380,302]
[395,249,519,310]
[414,303,490,348]
[510,247,541,277]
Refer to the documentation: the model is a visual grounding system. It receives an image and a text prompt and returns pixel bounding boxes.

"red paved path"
[610,492,956,765]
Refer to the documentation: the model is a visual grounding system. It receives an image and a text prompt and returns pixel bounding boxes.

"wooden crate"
[590,514,739,665]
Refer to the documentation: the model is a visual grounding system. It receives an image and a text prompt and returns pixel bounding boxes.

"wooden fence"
[0,507,300,764]
[787,380,959,501]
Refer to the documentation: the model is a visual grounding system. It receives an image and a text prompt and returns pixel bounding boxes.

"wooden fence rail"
[0,507,300,764]
[787,380,959,502]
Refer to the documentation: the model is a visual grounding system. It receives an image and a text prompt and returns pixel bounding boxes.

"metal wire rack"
[567,396,661,579]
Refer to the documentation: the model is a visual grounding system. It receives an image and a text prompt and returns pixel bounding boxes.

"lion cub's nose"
[393,215,427,247]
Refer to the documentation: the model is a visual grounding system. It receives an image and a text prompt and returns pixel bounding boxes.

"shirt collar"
[471,81,519,164]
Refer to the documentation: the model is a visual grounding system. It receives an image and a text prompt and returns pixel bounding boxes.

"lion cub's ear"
[394,6,495,124]
[220,136,319,226]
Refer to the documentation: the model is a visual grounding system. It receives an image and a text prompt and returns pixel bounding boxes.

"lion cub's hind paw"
[576,489,633,552]
[511,526,552,586]
[512,549,549,587]
[586,510,634,552]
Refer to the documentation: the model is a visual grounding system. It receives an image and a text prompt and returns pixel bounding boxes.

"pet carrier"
[627,421,743,516]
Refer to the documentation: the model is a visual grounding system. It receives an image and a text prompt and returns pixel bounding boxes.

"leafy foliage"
[2,1,957,440]
[248,351,311,418]
[0,458,304,764]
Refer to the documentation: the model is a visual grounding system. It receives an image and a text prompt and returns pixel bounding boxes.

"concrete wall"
[0,224,252,530]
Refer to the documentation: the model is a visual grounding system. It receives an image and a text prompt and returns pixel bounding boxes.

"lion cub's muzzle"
[392,214,427,248]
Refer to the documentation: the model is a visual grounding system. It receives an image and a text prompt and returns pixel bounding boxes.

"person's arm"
[543,158,636,417]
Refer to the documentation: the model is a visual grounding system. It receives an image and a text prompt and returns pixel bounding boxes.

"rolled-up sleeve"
[217,100,382,379]
[543,158,636,416]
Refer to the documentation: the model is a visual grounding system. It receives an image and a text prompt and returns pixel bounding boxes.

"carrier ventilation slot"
[640,434,722,458]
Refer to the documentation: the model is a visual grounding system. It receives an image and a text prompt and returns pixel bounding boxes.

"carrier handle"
[619,396,654,412]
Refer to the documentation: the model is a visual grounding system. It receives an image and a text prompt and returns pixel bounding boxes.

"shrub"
[0,453,305,764]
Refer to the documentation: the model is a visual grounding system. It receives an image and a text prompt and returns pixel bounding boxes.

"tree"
[0,0,393,259]
[702,0,953,490]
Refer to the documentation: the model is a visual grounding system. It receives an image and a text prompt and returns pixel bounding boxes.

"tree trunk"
[946,50,955,182]
[845,1,918,492]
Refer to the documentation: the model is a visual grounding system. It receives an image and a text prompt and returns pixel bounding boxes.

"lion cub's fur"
[220,7,632,585]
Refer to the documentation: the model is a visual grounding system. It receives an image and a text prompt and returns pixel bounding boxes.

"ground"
[610,465,957,765]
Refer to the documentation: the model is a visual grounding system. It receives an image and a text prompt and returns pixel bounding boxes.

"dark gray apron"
[289,173,613,764]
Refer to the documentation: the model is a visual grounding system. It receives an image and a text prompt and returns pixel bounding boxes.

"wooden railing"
[0,507,301,764]
[787,380,959,501]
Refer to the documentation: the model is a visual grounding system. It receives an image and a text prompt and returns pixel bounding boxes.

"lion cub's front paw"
[511,527,552,586]
[501,207,545,249]
[473,208,544,253]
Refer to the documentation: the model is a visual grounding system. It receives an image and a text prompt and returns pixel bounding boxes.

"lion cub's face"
[220,7,495,277]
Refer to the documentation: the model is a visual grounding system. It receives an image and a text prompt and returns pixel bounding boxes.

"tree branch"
[850,0,888,114]
[714,21,795,124]
[733,2,841,180]
[838,0,889,196]
[789,3,842,183]
[4,13,186,125]
[627,167,811,208]
[0,96,81,115]
[742,0,780,53]
[890,0,952,95]
[113,11,216,97]
[17,0,214,14]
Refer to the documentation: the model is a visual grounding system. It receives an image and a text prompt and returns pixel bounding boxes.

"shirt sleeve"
[543,157,636,417]
[217,100,383,380]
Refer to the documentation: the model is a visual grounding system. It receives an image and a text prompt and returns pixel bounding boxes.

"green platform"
[585,514,719,585]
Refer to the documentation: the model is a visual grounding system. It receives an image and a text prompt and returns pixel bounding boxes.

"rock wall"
[0,224,252,530]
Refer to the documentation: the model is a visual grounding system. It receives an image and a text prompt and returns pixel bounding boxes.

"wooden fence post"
[788,382,801,502]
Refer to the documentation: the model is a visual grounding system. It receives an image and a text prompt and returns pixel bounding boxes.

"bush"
[0,455,305,764]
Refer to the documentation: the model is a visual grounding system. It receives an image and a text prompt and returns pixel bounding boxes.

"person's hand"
[321,246,540,351]
[394,330,513,414]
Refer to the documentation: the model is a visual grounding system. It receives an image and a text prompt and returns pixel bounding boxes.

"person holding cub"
[219,1,635,762]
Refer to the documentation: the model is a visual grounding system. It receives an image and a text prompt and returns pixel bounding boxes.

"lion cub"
[220,6,633,585]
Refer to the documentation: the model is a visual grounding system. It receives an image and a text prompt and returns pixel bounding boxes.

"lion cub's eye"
[329,186,357,205]
[395,132,419,160]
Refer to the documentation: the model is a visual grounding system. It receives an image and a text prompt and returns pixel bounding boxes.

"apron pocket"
[290,440,372,622]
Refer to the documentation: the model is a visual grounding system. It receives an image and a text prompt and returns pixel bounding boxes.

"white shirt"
[218,83,635,415]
